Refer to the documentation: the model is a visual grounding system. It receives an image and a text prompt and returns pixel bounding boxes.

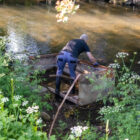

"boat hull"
[29,54,114,105]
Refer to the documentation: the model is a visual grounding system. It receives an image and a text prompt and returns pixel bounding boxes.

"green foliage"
[66,52,140,140]
[0,37,54,139]
[0,82,47,139]
[0,37,6,51]
[54,120,68,139]
[0,38,52,111]
[81,127,99,140]
[99,52,140,140]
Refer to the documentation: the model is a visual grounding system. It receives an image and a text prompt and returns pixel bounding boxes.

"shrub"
[99,52,140,140]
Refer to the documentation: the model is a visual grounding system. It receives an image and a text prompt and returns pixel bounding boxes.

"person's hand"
[93,62,99,66]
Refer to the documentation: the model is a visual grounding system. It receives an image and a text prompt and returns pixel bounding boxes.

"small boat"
[29,54,114,106]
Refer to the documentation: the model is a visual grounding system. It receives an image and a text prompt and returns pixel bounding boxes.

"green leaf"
[18,136,26,140]
[50,135,56,140]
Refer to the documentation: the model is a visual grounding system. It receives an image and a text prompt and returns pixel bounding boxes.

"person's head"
[80,34,88,43]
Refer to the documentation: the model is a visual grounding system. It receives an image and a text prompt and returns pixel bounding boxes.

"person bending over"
[55,34,99,95]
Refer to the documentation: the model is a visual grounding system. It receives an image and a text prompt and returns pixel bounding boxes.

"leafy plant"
[99,52,140,140]
[0,38,52,111]
[0,80,47,139]
[0,37,55,139]
[55,120,68,139]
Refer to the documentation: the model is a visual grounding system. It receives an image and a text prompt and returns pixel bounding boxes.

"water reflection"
[6,23,39,60]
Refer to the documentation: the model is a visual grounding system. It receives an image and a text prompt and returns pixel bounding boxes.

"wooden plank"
[49,74,73,80]
[29,53,58,60]
[47,87,79,105]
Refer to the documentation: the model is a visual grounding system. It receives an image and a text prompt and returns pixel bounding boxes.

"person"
[55,34,99,95]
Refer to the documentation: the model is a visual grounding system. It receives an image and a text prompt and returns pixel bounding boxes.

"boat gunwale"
[29,53,111,71]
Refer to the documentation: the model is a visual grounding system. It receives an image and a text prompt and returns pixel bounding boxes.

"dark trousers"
[56,51,77,79]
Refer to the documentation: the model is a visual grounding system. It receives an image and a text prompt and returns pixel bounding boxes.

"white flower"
[22,101,28,106]
[36,118,42,125]
[34,110,38,113]
[26,107,34,114]
[32,106,39,110]
[71,126,82,137]
[125,139,129,140]
[116,52,129,58]
[70,126,88,137]
[26,105,39,114]
[14,95,22,101]
[74,5,80,10]
[63,16,68,22]
[100,105,124,115]
[82,126,88,131]
[130,73,140,81]
[57,19,63,22]
[55,0,79,23]
[138,61,140,64]
[0,91,2,94]
[1,97,9,103]
[108,63,120,69]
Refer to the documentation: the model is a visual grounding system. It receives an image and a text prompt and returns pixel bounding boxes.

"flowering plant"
[0,90,47,139]
[0,37,54,139]
[100,52,140,140]
[68,125,88,139]
[67,125,100,140]
[55,0,79,22]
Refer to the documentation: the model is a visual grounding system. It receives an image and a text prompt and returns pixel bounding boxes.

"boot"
[55,76,61,95]
[70,79,75,94]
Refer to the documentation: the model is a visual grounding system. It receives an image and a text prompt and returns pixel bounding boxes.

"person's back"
[62,39,90,58]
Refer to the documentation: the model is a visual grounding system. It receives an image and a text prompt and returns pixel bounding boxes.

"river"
[0,3,140,65]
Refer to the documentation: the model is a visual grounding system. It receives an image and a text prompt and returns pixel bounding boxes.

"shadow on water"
[0,28,6,36]
[0,0,38,6]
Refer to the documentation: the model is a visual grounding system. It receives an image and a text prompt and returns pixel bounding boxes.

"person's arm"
[86,52,97,63]
[83,40,99,66]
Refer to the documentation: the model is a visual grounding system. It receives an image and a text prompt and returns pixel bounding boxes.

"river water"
[0,3,140,64]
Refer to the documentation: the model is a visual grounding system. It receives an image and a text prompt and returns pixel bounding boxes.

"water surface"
[0,3,140,63]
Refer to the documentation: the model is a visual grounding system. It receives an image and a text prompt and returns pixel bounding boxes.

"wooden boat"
[29,54,114,106]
